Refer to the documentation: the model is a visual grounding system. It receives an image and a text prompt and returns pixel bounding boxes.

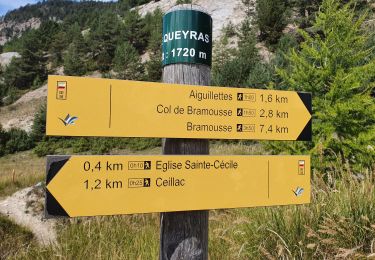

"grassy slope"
[0,214,36,259]
[0,144,374,259]
[0,151,45,198]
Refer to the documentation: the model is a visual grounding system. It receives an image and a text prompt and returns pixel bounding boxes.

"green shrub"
[4,128,34,154]
[0,125,7,156]
[0,124,34,156]
[31,104,46,142]
[124,138,161,151]
[275,0,375,172]
[175,0,192,4]
[33,141,57,157]
[212,26,261,87]
[256,0,288,45]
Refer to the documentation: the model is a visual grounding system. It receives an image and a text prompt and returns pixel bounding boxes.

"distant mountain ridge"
[0,0,248,46]
[0,0,117,45]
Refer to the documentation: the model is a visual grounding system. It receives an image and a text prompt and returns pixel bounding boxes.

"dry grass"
[210,141,266,155]
[207,163,375,259]
[0,151,45,198]
[22,214,160,259]
[0,214,36,259]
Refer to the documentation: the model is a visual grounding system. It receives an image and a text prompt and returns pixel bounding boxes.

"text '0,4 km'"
[45,155,311,217]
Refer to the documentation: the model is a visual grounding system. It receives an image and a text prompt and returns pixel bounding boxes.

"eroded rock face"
[0,52,21,67]
[135,0,253,41]
[0,17,41,45]
[0,183,57,246]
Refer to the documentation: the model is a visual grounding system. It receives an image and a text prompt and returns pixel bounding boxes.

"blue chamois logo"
[59,114,78,126]
[293,187,304,197]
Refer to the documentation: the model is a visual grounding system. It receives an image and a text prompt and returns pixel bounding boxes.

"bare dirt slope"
[136,0,251,41]
[0,70,103,132]
[0,84,47,132]
[0,52,20,67]
[0,183,56,245]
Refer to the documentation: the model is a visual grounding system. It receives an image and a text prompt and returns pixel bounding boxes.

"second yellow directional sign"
[46,155,310,217]
[47,75,312,141]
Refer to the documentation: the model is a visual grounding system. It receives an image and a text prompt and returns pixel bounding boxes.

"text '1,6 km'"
[45,155,311,217]
[46,75,312,141]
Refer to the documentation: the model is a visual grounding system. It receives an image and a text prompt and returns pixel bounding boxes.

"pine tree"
[31,104,46,142]
[89,12,122,71]
[123,10,148,52]
[23,29,48,86]
[145,8,163,81]
[38,21,60,51]
[67,23,87,53]
[63,23,87,76]
[3,57,30,90]
[63,42,86,76]
[3,29,47,90]
[294,0,370,29]
[276,0,375,170]
[113,42,144,80]
[256,0,288,45]
[50,30,68,66]
[212,2,261,87]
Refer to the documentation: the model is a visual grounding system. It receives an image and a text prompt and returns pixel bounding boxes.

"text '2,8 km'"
[46,75,312,141]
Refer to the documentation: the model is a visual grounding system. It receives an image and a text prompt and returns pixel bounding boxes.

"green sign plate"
[162,9,212,67]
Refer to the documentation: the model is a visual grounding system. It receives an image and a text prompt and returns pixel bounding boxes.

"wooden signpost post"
[161,5,212,259]
[44,4,313,260]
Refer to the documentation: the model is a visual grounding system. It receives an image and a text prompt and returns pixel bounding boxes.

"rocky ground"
[0,52,20,67]
[0,18,41,45]
[136,0,250,41]
[0,183,56,245]
[0,85,47,132]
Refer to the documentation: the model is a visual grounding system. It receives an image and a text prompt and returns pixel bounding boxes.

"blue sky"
[0,0,115,16]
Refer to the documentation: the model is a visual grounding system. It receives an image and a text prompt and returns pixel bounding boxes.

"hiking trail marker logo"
[45,155,310,217]
[47,76,312,141]
[298,160,305,175]
[56,81,67,100]
[59,114,78,126]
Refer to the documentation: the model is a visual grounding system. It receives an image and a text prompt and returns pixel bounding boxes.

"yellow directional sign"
[46,155,310,217]
[46,75,312,141]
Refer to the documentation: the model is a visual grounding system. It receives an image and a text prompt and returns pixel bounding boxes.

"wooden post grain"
[160,5,211,260]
